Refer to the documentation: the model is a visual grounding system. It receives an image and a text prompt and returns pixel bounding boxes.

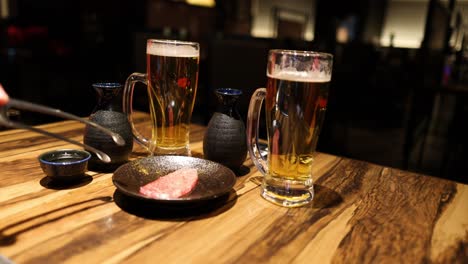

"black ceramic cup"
[38,149,91,181]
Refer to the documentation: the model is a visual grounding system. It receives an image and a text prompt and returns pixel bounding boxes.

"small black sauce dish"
[38,149,91,181]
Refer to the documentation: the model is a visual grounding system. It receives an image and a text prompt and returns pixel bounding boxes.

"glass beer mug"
[124,39,200,156]
[246,49,333,207]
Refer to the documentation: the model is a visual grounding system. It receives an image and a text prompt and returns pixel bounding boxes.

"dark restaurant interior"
[0,0,467,183]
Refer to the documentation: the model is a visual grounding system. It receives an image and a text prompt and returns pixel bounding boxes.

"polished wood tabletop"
[0,112,467,263]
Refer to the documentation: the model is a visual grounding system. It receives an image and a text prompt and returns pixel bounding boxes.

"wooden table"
[0,113,467,263]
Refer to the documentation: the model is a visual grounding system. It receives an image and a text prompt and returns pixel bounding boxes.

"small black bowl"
[38,149,91,181]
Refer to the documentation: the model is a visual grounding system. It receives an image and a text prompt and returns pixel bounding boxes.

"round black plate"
[112,156,236,203]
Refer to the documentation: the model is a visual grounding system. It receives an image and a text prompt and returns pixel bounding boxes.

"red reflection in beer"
[272,129,280,155]
[177,77,190,88]
[318,98,327,108]
[168,107,174,136]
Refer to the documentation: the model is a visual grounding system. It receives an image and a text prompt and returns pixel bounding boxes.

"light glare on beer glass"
[246,49,333,207]
[123,39,200,156]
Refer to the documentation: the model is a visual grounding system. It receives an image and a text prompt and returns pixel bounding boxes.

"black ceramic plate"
[112,156,236,203]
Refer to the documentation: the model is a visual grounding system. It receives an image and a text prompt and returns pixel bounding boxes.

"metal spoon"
[0,98,125,163]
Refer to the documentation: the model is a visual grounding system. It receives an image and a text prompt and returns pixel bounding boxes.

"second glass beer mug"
[124,39,200,156]
[247,49,333,207]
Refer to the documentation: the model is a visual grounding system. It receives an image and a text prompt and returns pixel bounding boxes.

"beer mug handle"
[246,88,268,175]
[123,72,150,149]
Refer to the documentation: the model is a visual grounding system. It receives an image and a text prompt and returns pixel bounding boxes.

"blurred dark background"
[0,0,467,183]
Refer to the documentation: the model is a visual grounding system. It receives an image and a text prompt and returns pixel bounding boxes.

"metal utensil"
[0,98,125,163]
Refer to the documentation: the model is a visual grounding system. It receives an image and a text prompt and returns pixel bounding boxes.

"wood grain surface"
[0,112,467,263]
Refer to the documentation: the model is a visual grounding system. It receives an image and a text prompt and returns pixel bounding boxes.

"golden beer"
[124,39,199,156]
[146,47,199,155]
[246,49,333,207]
[264,73,329,200]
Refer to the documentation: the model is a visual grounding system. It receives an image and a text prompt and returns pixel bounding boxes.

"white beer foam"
[268,67,331,82]
[147,43,199,57]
